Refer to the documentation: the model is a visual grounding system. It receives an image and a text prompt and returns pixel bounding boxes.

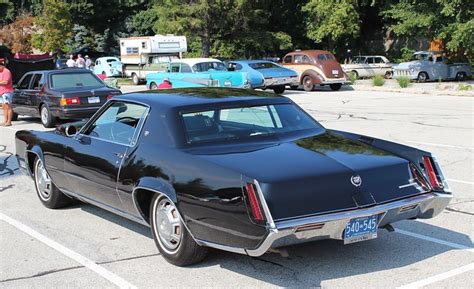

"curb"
[349,85,474,97]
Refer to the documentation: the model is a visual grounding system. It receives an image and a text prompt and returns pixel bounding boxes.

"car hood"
[193,132,425,220]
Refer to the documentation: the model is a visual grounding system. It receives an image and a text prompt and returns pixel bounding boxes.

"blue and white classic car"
[227,60,298,93]
[393,51,472,82]
[93,57,123,77]
[146,58,250,89]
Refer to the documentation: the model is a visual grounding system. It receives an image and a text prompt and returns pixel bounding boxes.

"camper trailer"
[120,35,187,84]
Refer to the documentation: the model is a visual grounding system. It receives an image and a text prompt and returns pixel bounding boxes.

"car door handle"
[113,152,126,159]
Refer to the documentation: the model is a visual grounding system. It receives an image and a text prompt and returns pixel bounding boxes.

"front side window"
[182,104,323,144]
[294,55,304,63]
[84,102,148,145]
[181,64,192,72]
[50,73,104,89]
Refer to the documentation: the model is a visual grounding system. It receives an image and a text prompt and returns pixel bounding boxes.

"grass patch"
[348,71,357,85]
[397,76,411,88]
[458,83,472,91]
[116,78,134,86]
[372,75,385,86]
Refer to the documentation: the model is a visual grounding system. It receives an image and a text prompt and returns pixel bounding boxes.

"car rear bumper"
[264,77,298,87]
[51,106,100,119]
[245,192,451,256]
[198,192,451,256]
[320,78,349,85]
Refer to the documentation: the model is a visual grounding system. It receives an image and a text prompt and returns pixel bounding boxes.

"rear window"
[317,54,335,60]
[50,73,104,89]
[182,104,323,144]
[248,62,280,69]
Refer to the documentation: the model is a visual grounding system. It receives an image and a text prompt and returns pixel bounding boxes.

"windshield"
[106,59,119,63]
[182,104,323,144]
[248,62,280,69]
[50,72,104,89]
[192,62,227,72]
[411,53,432,61]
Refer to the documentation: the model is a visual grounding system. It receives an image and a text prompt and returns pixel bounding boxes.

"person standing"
[85,55,92,70]
[0,61,14,126]
[66,54,75,67]
[76,54,85,68]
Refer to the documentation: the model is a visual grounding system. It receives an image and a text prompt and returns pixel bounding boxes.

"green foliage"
[384,0,474,62]
[32,0,73,53]
[303,0,360,48]
[396,76,410,88]
[458,83,472,91]
[372,75,385,86]
[348,71,358,84]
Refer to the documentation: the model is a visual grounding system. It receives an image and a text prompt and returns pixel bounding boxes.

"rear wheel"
[417,72,428,82]
[351,70,359,79]
[132,73,140,85]
[150,194,207,266]
[40,105,56,128]
[455,72,466,81]
[150,82,158,90]
[272,85,285,94]
[302,76,314,91]
[330,83,342,91]
[34,158,71,209]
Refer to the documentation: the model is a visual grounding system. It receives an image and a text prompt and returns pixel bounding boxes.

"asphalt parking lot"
[0,87,473,288]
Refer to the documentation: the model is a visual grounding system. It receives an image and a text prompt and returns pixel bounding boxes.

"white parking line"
[447,178,474,185]
[0,212,137,289]
[406,140,474,150]
[397,263,474,289]
[395,228,474,252]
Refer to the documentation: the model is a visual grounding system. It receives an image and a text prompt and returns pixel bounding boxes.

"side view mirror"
[65,125,77,137]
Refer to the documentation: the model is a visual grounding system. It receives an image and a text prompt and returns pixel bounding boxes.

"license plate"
[332,69,339,75]
[344,215,378,244]
[88,96,100,104]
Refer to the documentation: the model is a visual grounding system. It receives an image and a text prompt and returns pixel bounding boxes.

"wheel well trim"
[132,186,203,245]
[25,146,44,176]
[301,69,323,84]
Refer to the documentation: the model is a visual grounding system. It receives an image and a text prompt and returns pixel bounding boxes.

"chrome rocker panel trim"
[199,192,451,257]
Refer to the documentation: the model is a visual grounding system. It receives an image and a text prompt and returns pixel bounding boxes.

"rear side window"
[317,54,335,60]
[181,64,192,72]
[50,73,104,89]
[283,55,292,63]
[18,74,33,89]
[31,74,43,90]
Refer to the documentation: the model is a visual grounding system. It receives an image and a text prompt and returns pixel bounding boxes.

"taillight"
[245,183,265,222]
[422,156,443,190]
[409,163,431,191]
[107,94,113,100]
[60,97,81,106]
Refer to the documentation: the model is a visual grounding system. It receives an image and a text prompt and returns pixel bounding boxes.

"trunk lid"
[58,87,121,108]
[192,132,425,220]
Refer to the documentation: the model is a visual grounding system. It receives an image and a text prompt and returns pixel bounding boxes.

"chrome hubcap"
[41,107,48,124]
[154,198,182,253]
[36,160,52,201]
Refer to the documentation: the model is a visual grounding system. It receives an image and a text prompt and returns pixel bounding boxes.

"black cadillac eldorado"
[15,88,452,266]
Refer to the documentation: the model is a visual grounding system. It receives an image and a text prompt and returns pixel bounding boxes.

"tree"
[32,0,73,53]
[0,14,36,53]
[383,0,474,61]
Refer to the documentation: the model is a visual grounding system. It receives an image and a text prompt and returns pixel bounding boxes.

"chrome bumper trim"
[245,192,451,257]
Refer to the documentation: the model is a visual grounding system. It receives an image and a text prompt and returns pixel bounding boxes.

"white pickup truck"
[393,51,472,82]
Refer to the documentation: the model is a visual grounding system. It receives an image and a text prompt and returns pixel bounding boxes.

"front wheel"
[150,194,208,266]
[272,85,285,94]
[417,72,428,82]
[330,83,342,91]
[40,105,56,128]
[302,76,314,91]
[12,112,18,121]
[384,71,393,79]
[34,158,72,209]
[150,82,158,90]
